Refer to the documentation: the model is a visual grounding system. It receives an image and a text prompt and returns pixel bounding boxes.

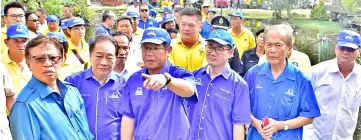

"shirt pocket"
[212,90,233,114]
[278,94,296,119]
[106,91,121,109]
[350,89,361,110]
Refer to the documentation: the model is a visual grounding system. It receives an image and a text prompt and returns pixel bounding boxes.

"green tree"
[341,0,361,13]
[311,0,329,21]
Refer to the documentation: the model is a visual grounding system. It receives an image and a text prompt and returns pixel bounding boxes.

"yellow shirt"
[202,12,207,22]
[1,26,8,55]
[168,36,207,72]
[59,39,90,80]
[1,52,32,94]
[229,28,256,59]
[258,49,312,73]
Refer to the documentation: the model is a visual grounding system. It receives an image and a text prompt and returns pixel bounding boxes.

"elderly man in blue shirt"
[120,27,197,140]
[189,29,251,140]
[138,3,158,29]
[244,24,321,140]
[95,10,116,36]
[65,35,125,139]
[303,30,361,139]
[9,35,93,140]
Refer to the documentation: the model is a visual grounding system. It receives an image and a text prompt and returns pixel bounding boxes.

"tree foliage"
[341,0,361,13]
[311,0,329,21]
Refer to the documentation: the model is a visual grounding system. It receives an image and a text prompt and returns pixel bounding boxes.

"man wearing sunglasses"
[138,3,157,30]
[303,30,361,140]
[25,11,42,39]
[2,24,31,95]
[1,2,25,55]
[188,29,250,140]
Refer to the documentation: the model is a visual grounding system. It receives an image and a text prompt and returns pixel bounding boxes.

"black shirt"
[240,47,263,77]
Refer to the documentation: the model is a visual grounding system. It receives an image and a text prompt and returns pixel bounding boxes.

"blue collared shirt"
[244,62,321,140]
[200,21,213,39]
[9,76,93,140]
[95,24,111,35]
[138,17,158,30]
[65,69,126,140]
[189,64,251,140]
[120,61,198,140]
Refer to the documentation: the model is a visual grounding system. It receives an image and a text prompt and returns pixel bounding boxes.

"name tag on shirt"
[135,87,143,96]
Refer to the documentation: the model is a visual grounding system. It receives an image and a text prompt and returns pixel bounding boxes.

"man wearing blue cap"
[1,2,26,55]
[127,0,140,13]
[42,15,61,35]
[149,9,158,19]
[138,3,158,30]
[59,18,71,41]
[228,10,255,59]
[126,11,144,42]
[200,9,216,39]
[59,17,89,80]
[2,24,32,94]
[120,27,197,140]
[303,30,361,139]
[160,14,176,30]
[188,29,250,140]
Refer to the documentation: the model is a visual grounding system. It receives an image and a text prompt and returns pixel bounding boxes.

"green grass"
[289,19,343,33]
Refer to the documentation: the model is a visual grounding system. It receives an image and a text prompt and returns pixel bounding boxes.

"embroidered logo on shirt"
[135,87,143,95]
[292,61,299,67]
[285,89,295,96]
[220,88,230,94]
[256,81,262,89]
[244,38,248,41]
[195,78,202,85]
[199,48,204,55]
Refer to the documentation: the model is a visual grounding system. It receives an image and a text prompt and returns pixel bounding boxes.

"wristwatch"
[283,121,289,131]
[163,73,172,86]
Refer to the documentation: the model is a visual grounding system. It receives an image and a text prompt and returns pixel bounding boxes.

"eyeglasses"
[141,46,165,53]
[140,9,148,12]
[31,55,63,64]
[8,14,25,20]
[206,43,231,54]
[27,19,39,22]
[337,46,357,53]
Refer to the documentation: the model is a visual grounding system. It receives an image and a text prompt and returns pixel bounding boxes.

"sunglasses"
[31,55,63,64]
[27,19,39,22]
[337,46,357,53]
[140,9,148,12]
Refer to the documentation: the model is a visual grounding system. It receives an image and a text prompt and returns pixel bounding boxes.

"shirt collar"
[101,23,110,31]
[85,68,118,81]
[329,58,361,76]
[202,64,232,80]
[176,35,205,46]
[2,52,13,64]
[28,76,68,99]
[258,59,296,81]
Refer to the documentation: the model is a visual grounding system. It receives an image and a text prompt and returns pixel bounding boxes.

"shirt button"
[202,117,205,119]
[78,130,80,132]
[210,83,213,86]
[207,94,210,96]
[268,106,272,109]
[271,94,275,96]
[204,105,207,108]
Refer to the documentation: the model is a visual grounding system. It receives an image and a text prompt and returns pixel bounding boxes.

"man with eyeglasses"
[65,35,125,140]
[112,32,141,80]
[25,11,42,39]
[303,30,361,140]
[138,3,158,30]
[188,29,250,140]
[1,2,25,55]
[2,24,32,95]
[95,10,116,36]
[120,27,197,140]
[9,35,93,140]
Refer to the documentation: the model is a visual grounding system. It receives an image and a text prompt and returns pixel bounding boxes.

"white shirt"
[126,33,143,69]
[117,63,141,81]
[127,5,139,13]
[0,63,15,140]
[303,58,361,140]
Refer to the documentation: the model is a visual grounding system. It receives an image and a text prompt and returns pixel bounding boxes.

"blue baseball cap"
[228,10,244,19]
[133,0,140,2]
[149,9,158,17]
[208,9,216,14]
[141,27,171,47]
[46,15,59,22]
[68,17,85,28]
[148,4,154,10]
[206,29,234,48]
[337,30,361,49]
[161,14,175,25]
[126,11,140,18]
[47,32,67,43]
[160,7,173,13]
[59,19,69,29]
[1,10,4,16]
[7,24,29,39]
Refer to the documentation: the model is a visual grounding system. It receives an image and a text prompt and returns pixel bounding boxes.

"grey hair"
[264,24,293,47]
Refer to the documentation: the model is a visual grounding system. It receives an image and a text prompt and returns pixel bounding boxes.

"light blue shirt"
[9,76,93,140]
[65,69,126,140]
[120,61,198,140]
[303,58,361,140]
[244,61,321,140]
[189,64,251,140]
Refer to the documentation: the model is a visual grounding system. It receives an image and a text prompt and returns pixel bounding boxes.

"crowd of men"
[0,0,361,140]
